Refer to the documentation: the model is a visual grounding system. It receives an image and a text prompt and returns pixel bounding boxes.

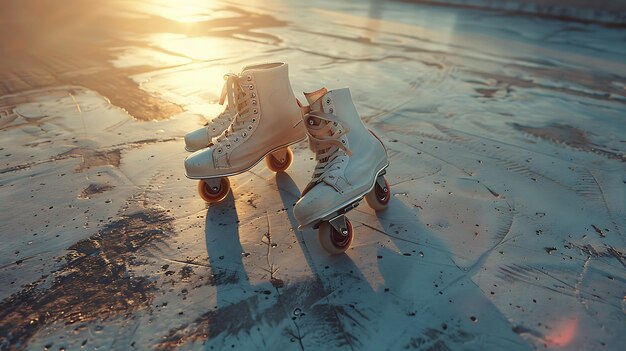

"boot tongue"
[302,88,342,179]
[302,88,328,127]
[304,87,327,108]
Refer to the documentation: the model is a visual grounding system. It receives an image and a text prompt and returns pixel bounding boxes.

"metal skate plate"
[310,167,388,230]
[329,215,349,237]
[312,200,360,229]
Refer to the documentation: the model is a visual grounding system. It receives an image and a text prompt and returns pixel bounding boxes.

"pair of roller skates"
[184,62,391,254]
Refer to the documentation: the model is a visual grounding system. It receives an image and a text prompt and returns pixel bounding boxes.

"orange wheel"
[365,177,391,211]
[197,177,230,204]
[318,218,353,255]
[265,147,293,172]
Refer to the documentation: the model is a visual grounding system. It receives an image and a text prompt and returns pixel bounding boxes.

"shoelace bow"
[304,109,352,185]
[213,73,255,146]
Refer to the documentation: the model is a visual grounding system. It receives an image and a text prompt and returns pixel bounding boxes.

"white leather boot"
[293,87,391,254]
[184,62,306,203]
[184,72,244,152]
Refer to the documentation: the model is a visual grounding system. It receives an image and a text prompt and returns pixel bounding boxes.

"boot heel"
[369,129,386,151]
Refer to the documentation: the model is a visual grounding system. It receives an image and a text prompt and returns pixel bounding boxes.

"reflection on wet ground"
[0,0,625,350]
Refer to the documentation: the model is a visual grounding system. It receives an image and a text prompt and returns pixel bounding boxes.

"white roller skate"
[293,87,390,255]
[184,62,306,204]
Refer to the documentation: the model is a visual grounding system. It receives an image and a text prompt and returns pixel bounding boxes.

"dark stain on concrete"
[513,123,625,161]
[80,183,114,198]
[0,208,174,350]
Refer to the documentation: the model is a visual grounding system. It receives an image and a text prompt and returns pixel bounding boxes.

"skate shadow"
[275,172,527,348]
[274,172,379,317]
[371,197,452,288]
[275,172,325,275]
[275,173,315,264]
[367,195,530,348]
[204,192,252,309]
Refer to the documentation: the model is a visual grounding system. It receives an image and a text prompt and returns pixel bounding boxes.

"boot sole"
[184,136,307,180]
[296,162,390,230]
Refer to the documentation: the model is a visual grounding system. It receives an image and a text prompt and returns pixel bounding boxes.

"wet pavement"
[0,0,625,350]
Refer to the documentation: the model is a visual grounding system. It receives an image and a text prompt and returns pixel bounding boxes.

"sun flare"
[136,0,219,23]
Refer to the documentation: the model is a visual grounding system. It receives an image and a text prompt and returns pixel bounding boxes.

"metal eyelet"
[248,125,253,130]
[308,118,315,125]
[242,132,247,137]
[341,139,346,144]
[251,100,257,105]
[253,109,258,114]
[333,122,338,126]
[226,144,231,148]
[326,99,331,104]
[251,93,256,98]
[249,84,254,90]
[247,75,252,81]
[252,118,256,122]
[212,127,216,131]
[329,108,334,113]
[217,148,223,153]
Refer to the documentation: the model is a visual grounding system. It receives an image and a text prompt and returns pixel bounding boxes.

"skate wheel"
[197,177,230,204]
[318,218,353,255]
[265,147,293,172]
[365,177,391,211]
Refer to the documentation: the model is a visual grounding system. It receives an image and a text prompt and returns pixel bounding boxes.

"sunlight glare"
[139,0,218,23]
[545,318,577,347]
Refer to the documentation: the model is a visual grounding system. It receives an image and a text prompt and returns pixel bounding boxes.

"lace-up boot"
[184,62,306,203]
[294,87,390,254]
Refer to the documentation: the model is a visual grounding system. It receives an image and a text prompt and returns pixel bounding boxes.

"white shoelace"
[204,108,232,129]
[304,109,352,188]
[212,73,256,147]
[202,74,241,132]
